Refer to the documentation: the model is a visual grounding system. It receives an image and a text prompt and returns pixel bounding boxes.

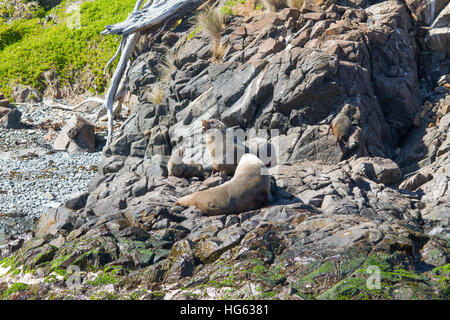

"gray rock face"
[103,0,423,171]
[425,2,450,54]
[2,0,450,301]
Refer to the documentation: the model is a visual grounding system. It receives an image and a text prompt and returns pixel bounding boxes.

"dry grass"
[147,83,165,105]
[195,5,223,46]
[287,0,304,9]
[261,0,286,12]
[158,49,178,83]
[212,41,229,61]
[195,5,230,62]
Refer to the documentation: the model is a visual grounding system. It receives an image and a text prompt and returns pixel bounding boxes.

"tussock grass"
[261,0,287,12]
[147,83,165,105]
[195,5,223,43]
[158,48,178,83]
[212,41,229,61]
[195,6,230,61]
[287,0,304,9]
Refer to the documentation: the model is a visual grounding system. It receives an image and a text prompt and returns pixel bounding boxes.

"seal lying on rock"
[168,146,204,179]
[175,153,271,216]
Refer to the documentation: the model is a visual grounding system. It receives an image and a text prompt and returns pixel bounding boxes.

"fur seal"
[175,153,271,216]
[202,119,276,175]
[329,104,353,147]
[168,146,204,179]
[202,119,247,176]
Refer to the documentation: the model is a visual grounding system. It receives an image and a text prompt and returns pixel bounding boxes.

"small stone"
[44,192,55,200]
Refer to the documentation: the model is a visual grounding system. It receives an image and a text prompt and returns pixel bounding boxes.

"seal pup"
[175,153,271,216]
[202,119,276,174]
[202,119,247,176]
[329,104,353,148]
[168,146,205,179]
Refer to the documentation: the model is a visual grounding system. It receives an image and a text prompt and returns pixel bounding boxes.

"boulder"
[34,207,78,238]
[0,108,23,129]
[431,2,450,28]
[426,28,450,54]
[351,157,401,185]
[425,3,450,54]
[405,0,448,26]
[53,114,96,153]
[11,85,41,104]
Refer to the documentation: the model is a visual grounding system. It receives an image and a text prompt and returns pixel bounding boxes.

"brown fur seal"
[175,153,271,216]
[202,119,247,176]
[329,104,353,147]
[168,146,204,179]
[202,119,276,175]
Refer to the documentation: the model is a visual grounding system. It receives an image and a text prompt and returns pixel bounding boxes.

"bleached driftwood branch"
[102,0,205,36]
[101,0,206,144]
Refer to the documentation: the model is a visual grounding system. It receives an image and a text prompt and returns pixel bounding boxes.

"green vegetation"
[2,282,30,299]
[0,0,137,97]
[220,0,262,16]
[0,256,17,269]
[316,254,449,300]
[194,5,223,43]
[220,0,246,16]
[88,271,119,286]
[242,259,286,286]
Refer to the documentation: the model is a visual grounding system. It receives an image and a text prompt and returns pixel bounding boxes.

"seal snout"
[201,120,210,132]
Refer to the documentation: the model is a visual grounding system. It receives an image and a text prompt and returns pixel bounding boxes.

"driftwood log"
[100,0,207,144]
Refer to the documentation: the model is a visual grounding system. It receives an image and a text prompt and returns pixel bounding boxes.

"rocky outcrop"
[1,155,448,299]
[424,2,450,54]
[114,0,424,171]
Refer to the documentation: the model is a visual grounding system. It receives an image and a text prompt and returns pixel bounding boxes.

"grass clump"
[158,48,178,84]
[194,5,228,61]
[287,0,304,9]
[195,5,223,42]
[261,0,286,12]
[220,0,263,16]
[147,83,165,105]
[2,282,30,300]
